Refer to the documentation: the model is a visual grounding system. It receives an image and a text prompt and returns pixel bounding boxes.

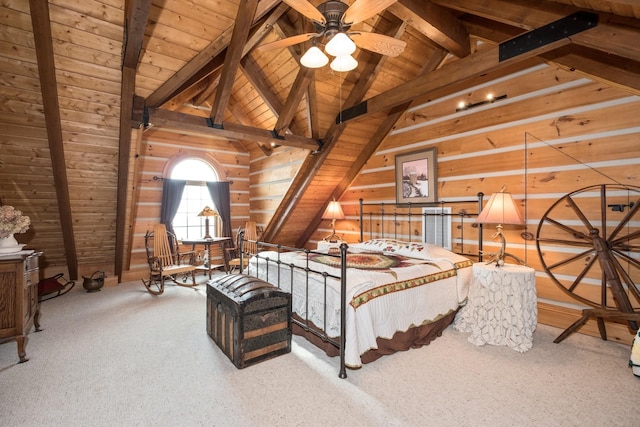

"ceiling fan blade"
[342,0,397,25]
[283,0,326,23]
[349,32,406,57]
[258,33,319,51]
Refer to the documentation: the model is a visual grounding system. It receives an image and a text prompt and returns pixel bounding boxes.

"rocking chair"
[142,224,197,295]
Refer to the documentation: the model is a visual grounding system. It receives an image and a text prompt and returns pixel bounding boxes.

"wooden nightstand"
[453,262,537,352]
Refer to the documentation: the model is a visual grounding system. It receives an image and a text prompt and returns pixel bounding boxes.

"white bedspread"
[247,242,473,368]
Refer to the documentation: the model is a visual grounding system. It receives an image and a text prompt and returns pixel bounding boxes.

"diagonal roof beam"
[432,0,640,62]
[464,15,640,96]
[210,0,260,125]
[240,56,305,135]
[295,48,449,247]
[389,0,470,57]
[339,11,598,123]
[29,0,78,279]
[273,66,314,137]
[262,12,407,243]
[146,0,282,108]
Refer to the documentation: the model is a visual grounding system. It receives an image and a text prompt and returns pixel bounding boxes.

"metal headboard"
[358,193,485,261]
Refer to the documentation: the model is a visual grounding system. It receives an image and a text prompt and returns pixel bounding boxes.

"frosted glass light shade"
[300,46,329,68]
[330,54,358,72]
[325,32,356,57]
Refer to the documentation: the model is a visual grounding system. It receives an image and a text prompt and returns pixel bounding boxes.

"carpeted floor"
[1,274,638,426]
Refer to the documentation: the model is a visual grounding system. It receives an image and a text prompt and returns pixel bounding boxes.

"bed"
[242,196,485,378]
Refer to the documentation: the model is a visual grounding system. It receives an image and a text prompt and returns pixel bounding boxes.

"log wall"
[315,62,640,343]
[121,127,251,282]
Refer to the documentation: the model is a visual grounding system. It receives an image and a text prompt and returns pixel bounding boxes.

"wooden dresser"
[0,251,41,363]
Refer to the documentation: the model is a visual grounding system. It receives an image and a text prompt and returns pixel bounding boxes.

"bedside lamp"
[198,206,218,239]
[476,189,525,266]
[322,200,345,242]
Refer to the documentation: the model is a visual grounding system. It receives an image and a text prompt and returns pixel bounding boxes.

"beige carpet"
[1,274,638,426]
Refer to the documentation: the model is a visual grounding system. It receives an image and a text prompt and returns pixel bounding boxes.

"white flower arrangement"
[0,205,31,235]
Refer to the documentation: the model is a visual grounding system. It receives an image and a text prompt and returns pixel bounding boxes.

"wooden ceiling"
[7,0,640,279]
[126,0,639,246]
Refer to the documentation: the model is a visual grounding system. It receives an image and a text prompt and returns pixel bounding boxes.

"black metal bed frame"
[240,193,485,379]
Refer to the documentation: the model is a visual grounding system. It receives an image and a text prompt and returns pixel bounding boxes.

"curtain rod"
[152,176,234,184]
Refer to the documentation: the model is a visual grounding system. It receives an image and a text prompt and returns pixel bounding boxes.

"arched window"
[170,158,219,240]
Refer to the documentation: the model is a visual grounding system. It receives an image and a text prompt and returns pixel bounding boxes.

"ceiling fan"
[258,0,406,70]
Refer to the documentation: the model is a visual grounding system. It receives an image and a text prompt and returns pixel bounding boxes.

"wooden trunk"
[206,274,291,369]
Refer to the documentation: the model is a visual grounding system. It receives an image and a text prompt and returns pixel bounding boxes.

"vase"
[0,234,26,254]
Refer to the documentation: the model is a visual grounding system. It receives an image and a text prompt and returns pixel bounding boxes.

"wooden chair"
[226,221,257,273]
[142,224,197,295]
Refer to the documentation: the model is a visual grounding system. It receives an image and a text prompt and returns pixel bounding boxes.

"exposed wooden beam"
[116,0,152,281]
[263,13,407,243]
[273,66,314,136]
[389,0,470,57]
[295,48,448,247]
[464,14,640,97]
[191,3,290,109]
[339,29,575,122]
[543,45,640,96]
[145,0,281,107]
[29,0,78,279]
[210,0,259,125]
[432,0,640,62]
[147,108,319,150]
[240,56,304,135]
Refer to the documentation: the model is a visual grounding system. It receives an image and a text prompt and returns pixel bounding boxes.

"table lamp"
[198,206,218,239]
[476,188,525,266]
[322,199,345,242]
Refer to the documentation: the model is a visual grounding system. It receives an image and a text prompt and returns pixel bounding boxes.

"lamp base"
[323,232,343,243]
[481,226,528,267]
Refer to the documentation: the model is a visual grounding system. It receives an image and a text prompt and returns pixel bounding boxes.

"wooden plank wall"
[313,62,640,343]
[248,143,307,233]
[0,1,124,280]
[121,127,251,282]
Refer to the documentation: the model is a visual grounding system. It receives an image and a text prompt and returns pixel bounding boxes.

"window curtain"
[160,178,186,237]
[207,181,232,240]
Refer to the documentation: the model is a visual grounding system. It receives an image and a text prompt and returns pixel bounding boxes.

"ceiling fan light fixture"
[330,54,358,72]
[325,32,356,57]
[300,46,329,68]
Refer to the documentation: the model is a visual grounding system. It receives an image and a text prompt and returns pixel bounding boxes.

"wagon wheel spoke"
[565,194,596,232]
[537,184,640,313]
[541,217,591,242]
[566,255,598,294]
[546,248,594,270]
[537,237,593,247]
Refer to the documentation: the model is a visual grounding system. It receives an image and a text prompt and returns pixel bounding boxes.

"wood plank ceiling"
[128,0,640,250]
[14,0,640,277]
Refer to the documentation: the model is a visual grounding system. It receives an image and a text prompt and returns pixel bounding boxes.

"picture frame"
[395,148,437,204]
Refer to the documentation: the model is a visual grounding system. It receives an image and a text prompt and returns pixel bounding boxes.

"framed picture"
[395,148,437,204]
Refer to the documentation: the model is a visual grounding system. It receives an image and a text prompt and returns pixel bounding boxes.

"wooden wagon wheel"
[535,184,640,343]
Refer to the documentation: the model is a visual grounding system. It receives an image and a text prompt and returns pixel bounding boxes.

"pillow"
[350,239,434,259]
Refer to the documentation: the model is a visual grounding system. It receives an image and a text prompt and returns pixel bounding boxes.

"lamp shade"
[198,206,218,217]
[325,32,356,57]
[330,54,358,72]
[300,46,329,68]
[322,200,345,220]
[476,191,524,225]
